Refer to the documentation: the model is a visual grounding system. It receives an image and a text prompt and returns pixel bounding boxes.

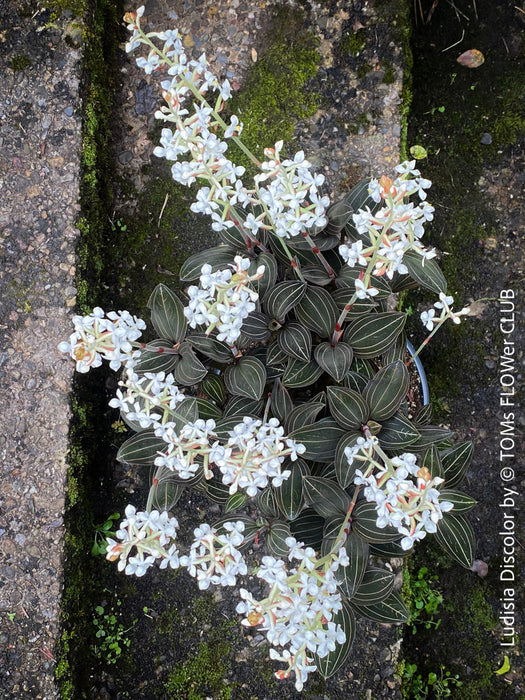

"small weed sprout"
[92,595,137,665]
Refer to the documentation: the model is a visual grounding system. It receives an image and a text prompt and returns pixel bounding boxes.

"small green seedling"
[92,512,120,556]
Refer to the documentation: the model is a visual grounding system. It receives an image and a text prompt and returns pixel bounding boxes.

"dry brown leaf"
[466,299,491,318]
[457,49,485,68]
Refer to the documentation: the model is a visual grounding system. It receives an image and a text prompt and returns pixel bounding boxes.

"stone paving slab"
[0,3,81,697]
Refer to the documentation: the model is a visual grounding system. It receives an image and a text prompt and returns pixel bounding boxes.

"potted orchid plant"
[59,7,476,692]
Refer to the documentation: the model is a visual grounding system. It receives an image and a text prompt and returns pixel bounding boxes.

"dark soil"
[402,0,524,697]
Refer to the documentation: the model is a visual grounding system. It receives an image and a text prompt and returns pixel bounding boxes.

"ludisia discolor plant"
[59,7,476,691]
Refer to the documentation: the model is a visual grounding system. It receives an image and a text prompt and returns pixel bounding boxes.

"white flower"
[58,308,145,373]
[339,240,367,267]
[354,278,379,299]
[420,308,436,331]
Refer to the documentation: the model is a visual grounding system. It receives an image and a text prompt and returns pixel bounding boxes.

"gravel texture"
[0,3,81,698]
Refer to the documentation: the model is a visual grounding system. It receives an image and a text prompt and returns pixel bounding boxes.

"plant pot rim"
[406,339,430,406]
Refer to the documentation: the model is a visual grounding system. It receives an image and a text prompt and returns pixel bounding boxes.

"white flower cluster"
[58,307,145,373]
[107,507,247,587]
[353,451,454,550]
[180,521,247,590]
[106,505,181,576]
[339,161,437,299]
[184,256,264,344]
[125,9,330,242]
[253,142,330,239]
[209,416,306,497]
[109,368,186,428]
[154,418,217,479]
[420,292,471,331]
[153,415,304,495]
[236,538,348,691]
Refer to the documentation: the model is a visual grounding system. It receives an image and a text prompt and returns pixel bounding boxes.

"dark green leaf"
[266,340,289,367]
[240,312,271,341]
[132,339,180,374]
[196,398,222,421]
[363,361,409,422]
[264,280,307,322]
[435,513,475,568]
[295,287,339,338]
[257,487,279,518]
[271,379,294,426]
[173,347,207,386]
[327,386,369,430]
[171,398,199,431]
[224,357,267,400]
[179,246,236,282]
[148,283,187,343]
[421,445,444,479]
[344,371,368,393]
[251,252,278,299]
[217,224,248,249]
[186,334,234,363]
[200,372,226,405]
[204,476,230,503]
[274,460,309,521]
[335,532,369,597]
[378,412,420,449]
[285,402,325,434]
[414,402,433,425]
[289,419,345,462]
[343,312,407,358]
[225,492,248,513]
[314,342,354,382]
[404,249,447,294]
[289,509,325,549]
[303,476,351,517]
[351,501,400,543]
[351,568,395,605]
[278,322,312,362]
[267,521,292,557]
[369,541,412,558]
[223,396,264,418]
[438,489,477,513]
[301,265,334,286]
[147,477,185,512]
[282,357,324,388]
[408,425,453,451]
[350,590,409,624]
[441,441,474,488]
[117,430,164,466]
[334,432,362,488]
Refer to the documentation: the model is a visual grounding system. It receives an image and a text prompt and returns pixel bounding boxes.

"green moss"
[228,6,320,172]
[42,0,88,22]
[381,60,396,84]
[338,29,367,57]
[10,53,31,70]
[164,640,235,699]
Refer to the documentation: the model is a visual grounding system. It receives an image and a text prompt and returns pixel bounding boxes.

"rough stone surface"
[0,3,82,698]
